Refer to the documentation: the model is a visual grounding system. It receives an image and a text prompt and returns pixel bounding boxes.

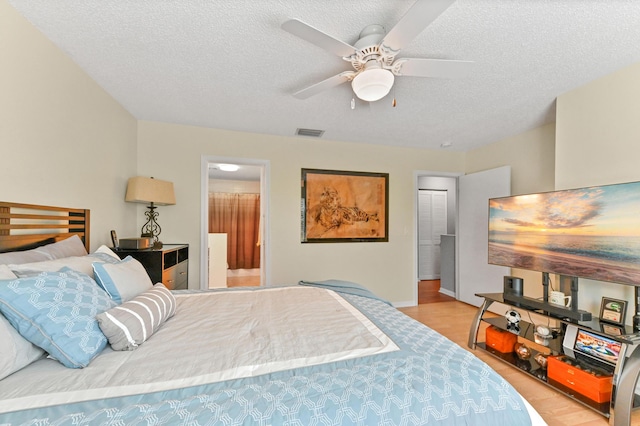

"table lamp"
[125,176,176,247]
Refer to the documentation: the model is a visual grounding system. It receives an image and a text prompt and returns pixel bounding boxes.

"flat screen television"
[574,328,621,366]
[488,181,640,286]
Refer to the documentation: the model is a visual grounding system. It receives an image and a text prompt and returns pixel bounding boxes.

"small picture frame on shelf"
[601,323,624,336]
[599,297,627,325]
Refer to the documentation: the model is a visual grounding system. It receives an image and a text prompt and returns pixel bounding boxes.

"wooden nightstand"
[112,244,188,290]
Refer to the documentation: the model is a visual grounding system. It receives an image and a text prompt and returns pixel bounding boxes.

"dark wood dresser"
[112,244,188,290]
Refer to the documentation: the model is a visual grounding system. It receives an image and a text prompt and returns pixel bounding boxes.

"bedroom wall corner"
[464,122,556,196]
[0,0,139,249]
[464,123,556,300]
[136,120,466,303]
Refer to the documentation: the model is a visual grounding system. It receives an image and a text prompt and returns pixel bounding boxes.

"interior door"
[418,190,447,280]
[457,166,511,306]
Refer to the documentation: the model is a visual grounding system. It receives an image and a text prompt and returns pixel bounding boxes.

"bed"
[0,202,545,425]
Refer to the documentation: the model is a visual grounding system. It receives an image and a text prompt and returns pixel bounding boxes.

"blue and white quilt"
[0,284,534,426]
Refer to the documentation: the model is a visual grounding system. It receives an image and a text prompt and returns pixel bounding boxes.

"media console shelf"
[468,293,640,426]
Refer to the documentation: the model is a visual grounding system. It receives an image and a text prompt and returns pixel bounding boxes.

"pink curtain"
[208,193,260,270]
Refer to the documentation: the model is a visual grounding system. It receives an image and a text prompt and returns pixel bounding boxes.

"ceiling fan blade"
[293,72,355,99]
[393,58,473,78]
[380,0,455,55]
[282,19,356,57]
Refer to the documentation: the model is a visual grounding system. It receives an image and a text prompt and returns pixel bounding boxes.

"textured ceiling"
[7,0,640,151]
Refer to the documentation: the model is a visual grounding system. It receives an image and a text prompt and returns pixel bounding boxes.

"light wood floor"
[399,301,640,426]
[226,269,260,287]
[418,279,456,304]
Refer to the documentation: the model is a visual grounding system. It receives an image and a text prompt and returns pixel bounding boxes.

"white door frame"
[200,156,271,289]
[413,170,462,306]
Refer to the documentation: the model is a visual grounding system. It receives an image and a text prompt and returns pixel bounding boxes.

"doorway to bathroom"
[200,156,269,289]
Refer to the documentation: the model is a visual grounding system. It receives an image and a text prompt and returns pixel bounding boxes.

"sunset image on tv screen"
[488,181,640,285]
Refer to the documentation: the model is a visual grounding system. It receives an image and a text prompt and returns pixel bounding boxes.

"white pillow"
[92,256,153,304]
[0,235,87,265]
[9,252,119,279]
[93,245,121,261]
[0,246,52,265]
[0,267,46,379]
[33,235,88,259]
[0,264,16,279]
[0,314,46,380]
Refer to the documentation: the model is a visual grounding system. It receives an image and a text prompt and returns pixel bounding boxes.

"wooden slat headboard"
[0,202,90,253]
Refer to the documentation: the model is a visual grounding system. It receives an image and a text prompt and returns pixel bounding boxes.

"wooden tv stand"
[468,293,640,426]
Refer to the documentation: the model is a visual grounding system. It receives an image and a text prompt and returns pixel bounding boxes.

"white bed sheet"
[0,286,398,413]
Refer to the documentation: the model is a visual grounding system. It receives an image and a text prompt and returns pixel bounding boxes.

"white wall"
[556,62,640,325]
[0,0,139,249]
[136,120,466,304]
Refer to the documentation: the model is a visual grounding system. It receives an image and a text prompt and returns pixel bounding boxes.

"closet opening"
[414,172,460,305]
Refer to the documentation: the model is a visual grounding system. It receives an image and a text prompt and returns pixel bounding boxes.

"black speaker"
[504,276,523,296]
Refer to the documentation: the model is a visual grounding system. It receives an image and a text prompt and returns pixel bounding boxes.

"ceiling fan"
[281,0,472,102]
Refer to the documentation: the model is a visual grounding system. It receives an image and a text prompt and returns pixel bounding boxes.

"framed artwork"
[301,168,389,243]
[599,297,627,325]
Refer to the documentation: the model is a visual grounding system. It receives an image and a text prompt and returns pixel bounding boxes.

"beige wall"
[0,1,139,249]
[465,123,556,196]
[555,62,640,324]
[137,121,466,304]
[465,122,557,299]
[556,63,640,190]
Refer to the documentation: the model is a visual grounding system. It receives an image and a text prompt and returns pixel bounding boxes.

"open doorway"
[200,156,269,290]
[414,172,461,304]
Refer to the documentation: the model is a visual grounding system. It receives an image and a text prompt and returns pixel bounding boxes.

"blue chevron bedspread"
[0,288,532,426]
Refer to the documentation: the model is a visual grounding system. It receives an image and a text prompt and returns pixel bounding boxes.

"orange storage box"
[485,325,517,353]
[547,356,613,403]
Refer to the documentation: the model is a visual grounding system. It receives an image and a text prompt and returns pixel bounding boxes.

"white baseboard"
[439,288,456,298]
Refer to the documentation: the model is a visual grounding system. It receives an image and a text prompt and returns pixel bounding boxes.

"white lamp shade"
[125,176,176,206]
[351,68,395,102]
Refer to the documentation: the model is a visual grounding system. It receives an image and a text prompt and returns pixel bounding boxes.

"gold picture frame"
[301,168,389,243]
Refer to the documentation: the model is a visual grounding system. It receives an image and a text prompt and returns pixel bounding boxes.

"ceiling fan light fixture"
[351,68,395,102]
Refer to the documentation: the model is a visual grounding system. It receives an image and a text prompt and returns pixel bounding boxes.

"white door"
[418,190,447,280]
[458,166,511,306]
[208,233,227,288]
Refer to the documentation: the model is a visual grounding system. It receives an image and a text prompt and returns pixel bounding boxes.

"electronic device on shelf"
[503,276,523,296]
[562,324,619,372]
[110,230,118,249]
[503,289,592,322]
[118,237,153,250]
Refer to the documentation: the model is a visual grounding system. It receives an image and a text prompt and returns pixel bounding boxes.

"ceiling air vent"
[296,128,324,138]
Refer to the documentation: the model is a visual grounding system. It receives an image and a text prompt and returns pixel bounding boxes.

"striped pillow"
[96,283,176,351]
